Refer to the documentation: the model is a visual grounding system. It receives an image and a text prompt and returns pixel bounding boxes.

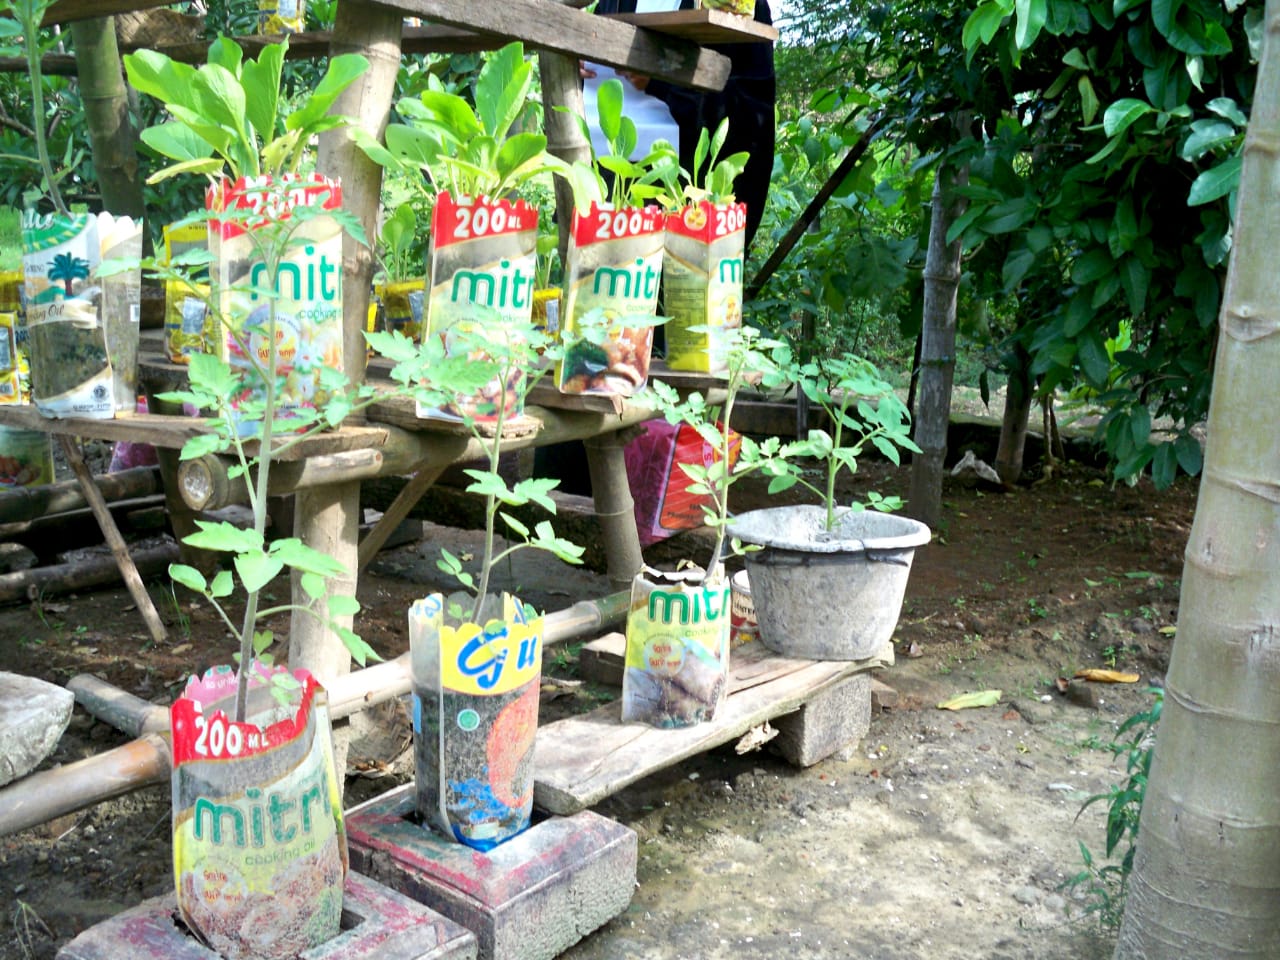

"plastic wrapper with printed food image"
[409,593,543,851]
[418,193,538,423]
[662,200,747,374]
[169,664,347,960]
[622,565,731,728]
[556,202,664,397]
[207,174,345,417]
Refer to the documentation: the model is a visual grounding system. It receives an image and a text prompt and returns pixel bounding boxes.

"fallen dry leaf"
[905,642,923,659]
[937,689,1002,711]
[1074,668,1140,684]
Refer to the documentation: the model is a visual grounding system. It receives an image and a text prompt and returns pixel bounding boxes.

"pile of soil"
[0,452,1195,960]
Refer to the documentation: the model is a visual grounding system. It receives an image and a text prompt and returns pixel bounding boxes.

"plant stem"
[470,338,513,623]
[232,223,284,723]
[22,1,67,218]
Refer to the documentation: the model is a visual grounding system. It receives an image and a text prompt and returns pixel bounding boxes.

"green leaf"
[962,2,1010,57]
[271,538,349,578]
[328,595,361,617]
[1014,0,1047,49]
[1152,442,1176,490]
[235,551,284,593]
[300,571,326,600]
[475,42,532,140]
[209,570,235,599]
[1077,330,1113,386]
[1077,76,1099,126]
[937,690,1003,710]
[139,122,215,164]
[241,41,285,147]
[183,520,263,554]
[1102,98,1153,137]
[1187,154,1241,206]
[284,52,370,137]
[170,563,207,594]
[338,628,380,667]
[1174,434,1203,475]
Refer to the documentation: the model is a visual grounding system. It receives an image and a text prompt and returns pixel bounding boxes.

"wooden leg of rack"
[584,431,644,592]
[56,435,167,644]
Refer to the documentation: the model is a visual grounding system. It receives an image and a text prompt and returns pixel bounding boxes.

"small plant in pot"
[8,0,144,420]
[726,353,930,662]
[125,35,370,417]
[371,316,583,849]
[121,36,376,959]
[625,324,791,727]
[357,41,565,421]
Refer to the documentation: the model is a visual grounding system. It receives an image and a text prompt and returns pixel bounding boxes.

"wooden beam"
[382,0,731,91]
[41,0,173,27]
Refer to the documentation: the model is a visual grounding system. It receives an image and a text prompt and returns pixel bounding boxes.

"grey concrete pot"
[727,506,931,661]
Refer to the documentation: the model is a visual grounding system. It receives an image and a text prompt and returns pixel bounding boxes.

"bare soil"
[0,444,1195,960]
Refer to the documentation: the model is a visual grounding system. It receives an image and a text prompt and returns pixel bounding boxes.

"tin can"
[730,569,759,646]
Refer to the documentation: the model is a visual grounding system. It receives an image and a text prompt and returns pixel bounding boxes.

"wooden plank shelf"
[602,8,778,44]
[532,639,892,815]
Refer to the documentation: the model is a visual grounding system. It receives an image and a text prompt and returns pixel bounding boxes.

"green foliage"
[0,0,84,217]
[558,77,679,211]
[645,326,793,575]
[764,351,921,530]
[954,0,1253,488]
[647,117,750,208]
[366,316,584,623]
[1066,687,1163,929]
[363,42,563,202]
[125,37,370,183]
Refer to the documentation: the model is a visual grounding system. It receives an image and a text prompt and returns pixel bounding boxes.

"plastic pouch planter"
[418,193,538,423]
[727,506,931,661]
[21,210,143,418]
[661,200,746,374]
[621,566,730,728]
[556,202,663,397]
[207,174,345,417]
[408,593,542,850]
[169,663,347,960]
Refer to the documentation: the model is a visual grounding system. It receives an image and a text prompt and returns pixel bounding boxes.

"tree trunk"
[907,163,967,529]
[70,17,144,219]
[538,50,593,269]
[1114,2,1280,954]
[994,341,1034,485]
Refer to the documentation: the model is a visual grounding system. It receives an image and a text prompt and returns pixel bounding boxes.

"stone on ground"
[0,671,74,786]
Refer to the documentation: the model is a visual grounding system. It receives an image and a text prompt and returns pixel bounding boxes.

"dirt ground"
[0,437,1194,960]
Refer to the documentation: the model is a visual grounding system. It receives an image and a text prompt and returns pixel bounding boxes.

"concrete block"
[0,671,74,786]
[772,671,872,767]
[575,633,625,687]
[56,871,477,960]
[346,784,636,960]
[871,677,899,712]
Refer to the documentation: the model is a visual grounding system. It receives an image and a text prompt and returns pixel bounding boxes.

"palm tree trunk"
[1114,1,1280,953]
[908,161,967,528]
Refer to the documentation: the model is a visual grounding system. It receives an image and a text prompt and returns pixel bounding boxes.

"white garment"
[581,0,682,161]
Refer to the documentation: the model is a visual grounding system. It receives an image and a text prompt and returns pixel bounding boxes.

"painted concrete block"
[772,670,872,767]
[346,784,636,960]
[56,871,476,960]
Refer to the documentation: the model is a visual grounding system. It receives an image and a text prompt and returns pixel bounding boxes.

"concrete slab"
[772,670,872,767]
[0,671,74,787]
[56,871,477,960]
[346,784,636,960]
